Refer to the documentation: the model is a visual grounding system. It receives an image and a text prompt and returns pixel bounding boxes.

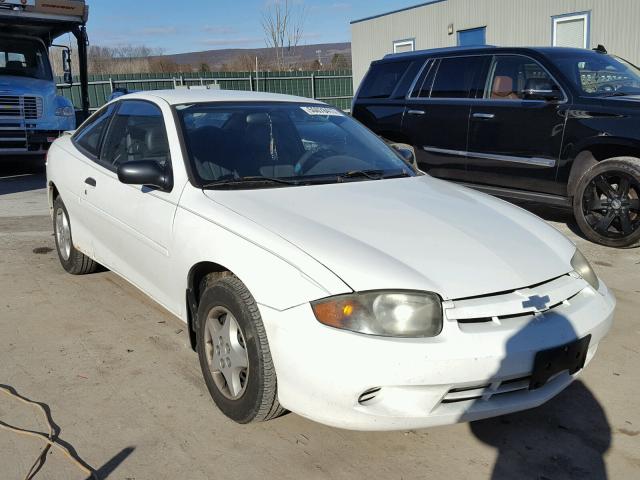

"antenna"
[593,44,607,54]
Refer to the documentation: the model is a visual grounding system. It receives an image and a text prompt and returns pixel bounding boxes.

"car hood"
[203,176,576,300]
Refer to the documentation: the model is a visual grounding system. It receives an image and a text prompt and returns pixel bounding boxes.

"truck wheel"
[573,157,640,247]
[53,196,99,274]
[196,275,285,423]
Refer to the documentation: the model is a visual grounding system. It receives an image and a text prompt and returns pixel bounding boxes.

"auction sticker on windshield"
[301,106,343,116]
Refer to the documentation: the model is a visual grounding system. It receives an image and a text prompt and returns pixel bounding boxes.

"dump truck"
[0,0,89,158]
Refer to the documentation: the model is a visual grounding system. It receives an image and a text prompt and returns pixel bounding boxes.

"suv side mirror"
[522,79,563,102]
[523,88,563,102]
[117,160,173,191]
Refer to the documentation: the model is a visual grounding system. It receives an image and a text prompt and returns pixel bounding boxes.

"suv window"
[101,100,170,170]
[485,55,558,100]
[73,104,117,157]
[430,56,486,99]
[412,59,437,98]
[359,61,412,99]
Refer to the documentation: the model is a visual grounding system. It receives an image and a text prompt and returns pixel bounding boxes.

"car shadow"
[0,157,46,196]
[467,312,611,479]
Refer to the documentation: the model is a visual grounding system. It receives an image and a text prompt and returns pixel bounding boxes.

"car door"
[403,55,490,182]
[467,54,569,195]
[66,102,119,258]
[81,99,180,309]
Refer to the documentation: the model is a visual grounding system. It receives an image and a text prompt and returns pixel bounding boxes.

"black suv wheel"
[573,157,640,247]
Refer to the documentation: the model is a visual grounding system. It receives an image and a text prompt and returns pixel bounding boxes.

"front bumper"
[0,128,63,156]
[260,277,615,431]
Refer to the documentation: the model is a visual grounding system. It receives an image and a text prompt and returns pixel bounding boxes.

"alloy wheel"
[582,171,640,239]
[55,207,72,261]
[203,306,250,400]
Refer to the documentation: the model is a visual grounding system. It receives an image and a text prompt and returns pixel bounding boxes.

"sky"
[83,0,422,54]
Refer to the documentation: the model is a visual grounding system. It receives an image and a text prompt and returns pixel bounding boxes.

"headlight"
[311,291,442,338]
[571,249,599,290]
[55,106,75,117]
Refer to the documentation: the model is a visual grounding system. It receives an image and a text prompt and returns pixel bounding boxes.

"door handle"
[85,177,96,187]
[472,113,495,120]
[407,109,426,116]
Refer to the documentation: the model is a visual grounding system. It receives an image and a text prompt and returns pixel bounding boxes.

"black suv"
[352,45,640,247]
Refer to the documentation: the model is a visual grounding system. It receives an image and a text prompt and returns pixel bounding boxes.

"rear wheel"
[53,196,99,274]
[573,157,640,247]
[196,275,285,423]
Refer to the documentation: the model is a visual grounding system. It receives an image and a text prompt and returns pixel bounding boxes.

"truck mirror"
[62,49,72,85]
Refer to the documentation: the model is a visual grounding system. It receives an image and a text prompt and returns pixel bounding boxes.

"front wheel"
[53,196,99,274]
[573,157,640,247]
[196,275,285,423]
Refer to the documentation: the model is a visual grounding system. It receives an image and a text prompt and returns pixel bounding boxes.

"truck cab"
[0,0,89,158]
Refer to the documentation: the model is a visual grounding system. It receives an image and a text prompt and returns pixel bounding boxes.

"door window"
[72,103,117,158]
[100,100,170,170]
[430,56,487,99]
[485,55,559,100]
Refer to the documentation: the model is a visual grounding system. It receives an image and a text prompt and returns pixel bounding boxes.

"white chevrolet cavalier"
[46,90,615,431]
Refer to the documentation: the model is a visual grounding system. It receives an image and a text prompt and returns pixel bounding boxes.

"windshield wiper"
[201,176,300,189]
[602,91,633,97]
[337,169,413,182]
[337,170,385,181]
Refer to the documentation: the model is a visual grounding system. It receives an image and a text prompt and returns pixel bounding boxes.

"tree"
[261,0,306,71]
[199,62,211,73]
[330,53,350,70]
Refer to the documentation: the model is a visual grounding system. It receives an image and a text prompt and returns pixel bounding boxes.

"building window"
[457,27,486,46]
[552,12,590,49]
[393,39,415,54]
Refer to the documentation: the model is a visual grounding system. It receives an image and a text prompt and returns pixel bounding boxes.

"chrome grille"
[0,96,43,119]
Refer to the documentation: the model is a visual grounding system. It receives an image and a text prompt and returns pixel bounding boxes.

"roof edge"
[350,0,446,25]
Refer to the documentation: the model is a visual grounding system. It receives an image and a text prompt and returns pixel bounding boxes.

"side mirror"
[391,144,416,165]
[117,160,173,191]
[523,87,563,102]
[62,49,73,86]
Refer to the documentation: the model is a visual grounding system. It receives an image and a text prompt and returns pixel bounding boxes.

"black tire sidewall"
[196,280,266,424]
[573,158,640,248]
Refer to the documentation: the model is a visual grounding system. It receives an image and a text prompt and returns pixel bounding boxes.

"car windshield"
[176,102,416,188]
[0,37,52,80]
[550,50,640,96]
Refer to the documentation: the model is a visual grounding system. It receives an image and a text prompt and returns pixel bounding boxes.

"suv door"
[467,54,569,195]
[82,100,179,309]
[403,55,489,181]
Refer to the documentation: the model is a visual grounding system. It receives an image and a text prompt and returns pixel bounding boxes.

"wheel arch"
[186,261,234,349]
[48,181,60,216]
[567,139,640,197]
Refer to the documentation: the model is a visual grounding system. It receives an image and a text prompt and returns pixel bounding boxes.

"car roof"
[379,45,602,63]
[119,89,326,106]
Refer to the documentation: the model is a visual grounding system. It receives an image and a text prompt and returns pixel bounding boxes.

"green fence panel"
[57,70,353,111]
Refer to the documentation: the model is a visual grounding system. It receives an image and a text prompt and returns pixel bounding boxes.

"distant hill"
[156,42,351,70]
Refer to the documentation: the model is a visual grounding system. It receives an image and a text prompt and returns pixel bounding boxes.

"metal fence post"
[172,77,177,89]
[310,73,316,99]
[109,77,114,93]
[180,74,185,86]
[249,72,253,91]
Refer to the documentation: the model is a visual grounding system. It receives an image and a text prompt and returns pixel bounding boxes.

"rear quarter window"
[358,61,412,99]
[430,56,487,99]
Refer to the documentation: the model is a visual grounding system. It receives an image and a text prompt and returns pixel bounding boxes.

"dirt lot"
[1,160,639,480]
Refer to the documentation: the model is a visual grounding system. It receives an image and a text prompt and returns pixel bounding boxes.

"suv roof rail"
[383,44,497,60]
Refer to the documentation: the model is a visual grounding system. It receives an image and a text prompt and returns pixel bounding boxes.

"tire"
[573,157,640,248]
[196,275,285,424]
[53,196,99,274]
